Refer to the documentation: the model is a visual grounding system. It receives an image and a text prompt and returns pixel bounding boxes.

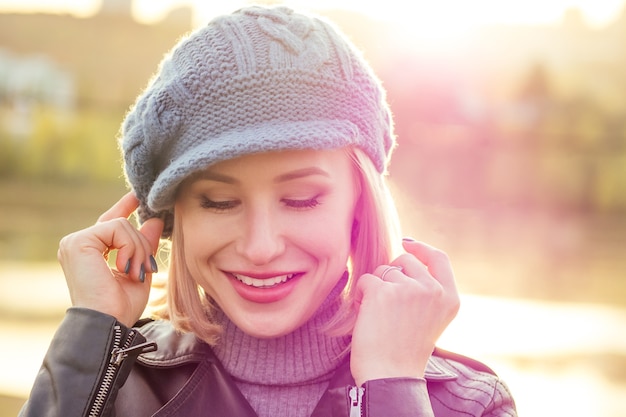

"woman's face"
[175,149,359,338]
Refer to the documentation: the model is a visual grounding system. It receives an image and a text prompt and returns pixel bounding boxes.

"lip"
[225,271,303,303]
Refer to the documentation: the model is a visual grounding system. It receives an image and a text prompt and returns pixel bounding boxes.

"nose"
[235,206,285,265]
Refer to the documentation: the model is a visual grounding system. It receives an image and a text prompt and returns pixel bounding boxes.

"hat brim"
[147,118,360,212]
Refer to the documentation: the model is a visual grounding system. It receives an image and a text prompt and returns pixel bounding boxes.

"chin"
[241,319,300,339]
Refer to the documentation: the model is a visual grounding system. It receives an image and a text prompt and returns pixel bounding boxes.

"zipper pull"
[110,340,157,365]
[349,386,364,417]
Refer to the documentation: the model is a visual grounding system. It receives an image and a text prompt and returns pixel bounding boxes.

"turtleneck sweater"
[212,274,351,417]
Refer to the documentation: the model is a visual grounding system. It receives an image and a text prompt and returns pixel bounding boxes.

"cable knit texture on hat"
[121,6,394,237]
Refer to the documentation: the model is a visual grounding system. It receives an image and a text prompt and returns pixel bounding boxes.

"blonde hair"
[151,147,401,344]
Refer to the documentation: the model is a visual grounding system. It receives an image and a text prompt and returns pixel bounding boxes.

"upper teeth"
[233,273,294,288]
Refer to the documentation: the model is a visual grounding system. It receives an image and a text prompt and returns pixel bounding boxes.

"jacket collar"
[136,319,458,381]
[424,355,458,381]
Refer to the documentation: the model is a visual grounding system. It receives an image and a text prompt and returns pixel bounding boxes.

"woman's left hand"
[350,239,460,387]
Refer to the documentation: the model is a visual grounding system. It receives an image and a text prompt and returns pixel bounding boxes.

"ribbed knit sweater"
[212,275,351,417]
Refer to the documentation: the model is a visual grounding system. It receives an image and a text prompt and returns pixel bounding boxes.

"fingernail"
[139,264,146,283]
[402,237,416,242]
[149,255,158,273]
[124,259,131,274]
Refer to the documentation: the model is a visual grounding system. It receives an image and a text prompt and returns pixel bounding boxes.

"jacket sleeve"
[363,378,435,417]
[19,307,152,417]
[362,376,517,417]
[483,378,517,417]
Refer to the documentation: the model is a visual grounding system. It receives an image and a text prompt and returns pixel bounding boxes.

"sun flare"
[0,0,623,32]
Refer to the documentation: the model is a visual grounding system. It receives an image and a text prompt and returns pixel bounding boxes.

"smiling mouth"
[232,273,298,288]
[232,274,298,288]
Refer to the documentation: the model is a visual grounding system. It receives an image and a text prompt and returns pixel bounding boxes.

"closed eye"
[282,197,320,210]
[200,196,239,212]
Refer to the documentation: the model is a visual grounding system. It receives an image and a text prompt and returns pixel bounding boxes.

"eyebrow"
[274,167,330,183]
[194,166,330,184]
[193,171,237,184]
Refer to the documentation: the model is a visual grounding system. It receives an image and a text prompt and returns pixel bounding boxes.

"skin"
[351,242,460,386]
[57,149,459,388]
[57,192,164,327]
[175,149,358,338]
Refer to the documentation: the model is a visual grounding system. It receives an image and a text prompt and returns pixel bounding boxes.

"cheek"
[178,211,224,261]
[290,207,354,260]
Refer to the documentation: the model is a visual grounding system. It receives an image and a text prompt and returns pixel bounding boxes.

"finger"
[140,217,164,254]
[136,217,164,275]
[97,192,139,223]
[387,253,429,282]
[354,273,384,304]
[374,264,405,283]
[402,239,456,290]
[109,218,149,281]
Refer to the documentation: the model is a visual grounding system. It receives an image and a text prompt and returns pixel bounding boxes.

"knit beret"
[121,6,395,237]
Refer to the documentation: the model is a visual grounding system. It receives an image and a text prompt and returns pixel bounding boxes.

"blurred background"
[0,0,625,415]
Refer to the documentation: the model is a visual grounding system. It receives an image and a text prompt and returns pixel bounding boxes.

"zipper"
[88,326,157,417]
[111,339,158,365]
[349,386,364,417]
[88,325,123,417]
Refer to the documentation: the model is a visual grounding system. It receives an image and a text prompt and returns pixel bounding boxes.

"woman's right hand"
[57,192,164,327]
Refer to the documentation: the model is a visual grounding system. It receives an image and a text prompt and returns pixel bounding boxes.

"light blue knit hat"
[121,6,395,237]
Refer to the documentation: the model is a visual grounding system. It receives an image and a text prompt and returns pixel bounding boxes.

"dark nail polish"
[149,255,158,273]
[139,264,146,283]
[124,259,131,274]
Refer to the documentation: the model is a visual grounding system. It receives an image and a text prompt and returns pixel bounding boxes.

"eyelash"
[200,197,239,211]
[198,196,320,211]
[282,197,320,210]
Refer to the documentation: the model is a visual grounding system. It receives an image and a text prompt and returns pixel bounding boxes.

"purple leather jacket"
[20,308,517,417]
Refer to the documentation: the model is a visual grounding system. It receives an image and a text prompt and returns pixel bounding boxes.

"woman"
[20,6,516,417]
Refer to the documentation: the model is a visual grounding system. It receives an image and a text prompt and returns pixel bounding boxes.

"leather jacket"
[20,308,516,417]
